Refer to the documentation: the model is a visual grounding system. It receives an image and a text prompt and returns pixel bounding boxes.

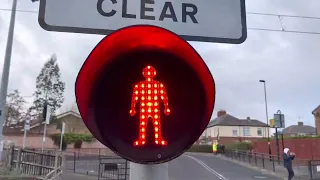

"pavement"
[220,152,310,180]
[200,152,312,180]
[63,153,283,180]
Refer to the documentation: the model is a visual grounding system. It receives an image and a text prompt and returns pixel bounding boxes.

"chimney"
[217,110,226,117]
[247,117,251,121]
[298,121,303,126]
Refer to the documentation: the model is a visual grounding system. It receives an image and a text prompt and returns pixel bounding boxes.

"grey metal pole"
[130,162,169,180]
[275,127,280,164]
[0,0,18,146]
[262,82,270,137]
[23,125,27,148]
[23,117,30,149]
[59,133,63,151]
[42,123,47,152]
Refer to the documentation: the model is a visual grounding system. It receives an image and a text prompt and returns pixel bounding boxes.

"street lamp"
[259,80,272,159]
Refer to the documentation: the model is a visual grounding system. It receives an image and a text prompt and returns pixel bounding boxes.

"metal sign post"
[60,122,65,151]
[41,105,51,152]
[130,162,169,180]
[23,117,31,149]
[274,110,285,165]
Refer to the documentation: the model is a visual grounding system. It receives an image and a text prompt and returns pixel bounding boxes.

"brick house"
[312,105,320,135]
[200,110,270,145]
[281,121,316,137]
[3,110,106,149]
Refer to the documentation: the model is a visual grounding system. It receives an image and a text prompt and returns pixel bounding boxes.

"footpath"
[188,152,310,180]
[61,171,98,180]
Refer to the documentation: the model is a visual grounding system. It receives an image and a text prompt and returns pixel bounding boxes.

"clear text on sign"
[97,0,198,23]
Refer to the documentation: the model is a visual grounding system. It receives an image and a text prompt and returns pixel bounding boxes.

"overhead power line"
[1,7,320,35]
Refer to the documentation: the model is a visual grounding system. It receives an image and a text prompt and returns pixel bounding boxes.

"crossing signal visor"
[75,25,216,164]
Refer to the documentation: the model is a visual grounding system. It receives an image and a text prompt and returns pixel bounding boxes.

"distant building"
[281,121,316,137]
[3,110,106,149]
[312,105,320,135]
[200,110,269,145]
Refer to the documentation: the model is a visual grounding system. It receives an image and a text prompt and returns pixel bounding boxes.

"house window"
[232,129,238,136]
[243,127,251,136]
[257,128,262,136]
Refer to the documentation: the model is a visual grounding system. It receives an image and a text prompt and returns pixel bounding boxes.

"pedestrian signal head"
[75,25,215,164]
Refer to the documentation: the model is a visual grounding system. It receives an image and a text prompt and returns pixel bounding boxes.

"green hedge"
[50,133,94,150]
[225,142,252,151]
[187,145,212,153]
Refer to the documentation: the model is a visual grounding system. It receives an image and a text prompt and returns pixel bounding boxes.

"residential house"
[3,110,107,149]
[281,121,316,137]
[312,105,320,135]
[201,110,269,145]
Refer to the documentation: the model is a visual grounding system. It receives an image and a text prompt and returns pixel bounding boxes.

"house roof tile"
[207,114,269,128]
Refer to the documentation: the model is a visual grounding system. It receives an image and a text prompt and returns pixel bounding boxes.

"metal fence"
[1,144,64,180]
[309,160,320,180]
[224,149,311,180]
[64,149,129,179]
[98,157,129,180]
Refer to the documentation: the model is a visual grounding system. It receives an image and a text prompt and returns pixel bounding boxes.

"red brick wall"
[253,139,320,159]
[4,135,108,149]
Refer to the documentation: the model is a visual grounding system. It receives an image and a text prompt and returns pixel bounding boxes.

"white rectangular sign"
[38,0,247,44]
[45,105,51,124]
[24,124,30,131]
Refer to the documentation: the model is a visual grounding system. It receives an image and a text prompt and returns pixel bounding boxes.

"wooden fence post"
[7,144,14,169]
[54,152,59,178]
[15,148,22,173]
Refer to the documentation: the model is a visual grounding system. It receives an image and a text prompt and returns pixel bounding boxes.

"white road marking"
[185,155,229,180]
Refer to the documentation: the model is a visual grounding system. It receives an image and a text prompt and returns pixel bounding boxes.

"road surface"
[170,153,282,180]
[65,153,282,180]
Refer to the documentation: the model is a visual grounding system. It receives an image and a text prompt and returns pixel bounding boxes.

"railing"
[308,160,320,180]
[224,149,311,180]
[43,167,63,180]
[1,144,64,180]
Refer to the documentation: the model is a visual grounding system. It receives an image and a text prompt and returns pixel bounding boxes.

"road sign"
[24,124,30,131]
[61,122,65,134]
[38,0,247,44]
[75,25,216,164]
[273,114,285,128]
[269,119,275,128]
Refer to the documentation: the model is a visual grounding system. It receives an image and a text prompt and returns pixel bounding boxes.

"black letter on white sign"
[159,2,178,22]
[182,3,198,23]
[141,0,155,20]
[97,0,117,17]
[122,0,136,18]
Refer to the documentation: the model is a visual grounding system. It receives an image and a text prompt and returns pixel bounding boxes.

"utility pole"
[0,0,18,160]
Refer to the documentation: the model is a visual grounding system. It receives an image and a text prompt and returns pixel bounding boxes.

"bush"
[226,142,252,151]
[187,145,212,153]
[74,140,83,149]
[50,133,93,150]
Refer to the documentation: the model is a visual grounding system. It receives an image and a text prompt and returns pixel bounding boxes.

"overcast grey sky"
[0,0,319,129]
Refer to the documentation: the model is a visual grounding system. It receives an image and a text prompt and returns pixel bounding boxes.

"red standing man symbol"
[129,65,171,147]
